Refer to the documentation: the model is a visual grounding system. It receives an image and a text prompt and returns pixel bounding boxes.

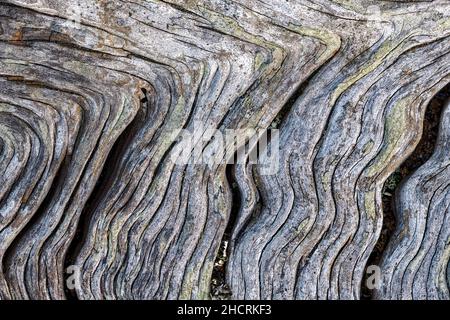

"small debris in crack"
[210,165,241,300]
[211,238,232,299]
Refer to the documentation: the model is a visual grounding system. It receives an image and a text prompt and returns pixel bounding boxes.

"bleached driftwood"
[0,0,449,300]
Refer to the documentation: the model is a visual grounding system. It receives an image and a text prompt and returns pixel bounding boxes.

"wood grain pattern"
[0,0,449,300]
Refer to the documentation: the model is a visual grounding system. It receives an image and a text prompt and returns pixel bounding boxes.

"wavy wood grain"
[0,0,449,300]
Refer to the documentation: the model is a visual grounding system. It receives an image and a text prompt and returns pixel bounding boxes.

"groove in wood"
[0,0,449,300]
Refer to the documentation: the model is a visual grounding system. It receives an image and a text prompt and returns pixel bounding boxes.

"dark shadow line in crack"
[361,82,450,300]
[209,63,324,299]
[63,88,149,300]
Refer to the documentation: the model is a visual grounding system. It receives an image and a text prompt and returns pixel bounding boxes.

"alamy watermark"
[169,122,280,175]
[366,265,381,290]
[65,264,81,292]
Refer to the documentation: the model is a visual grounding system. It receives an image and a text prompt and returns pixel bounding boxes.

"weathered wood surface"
[0,0,449,300]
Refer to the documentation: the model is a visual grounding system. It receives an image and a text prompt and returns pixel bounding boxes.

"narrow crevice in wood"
[269,60,325,131]
[210,66,322,298]
[210,164,238,300]
[361,83,450,299]
[63,91,148,300]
